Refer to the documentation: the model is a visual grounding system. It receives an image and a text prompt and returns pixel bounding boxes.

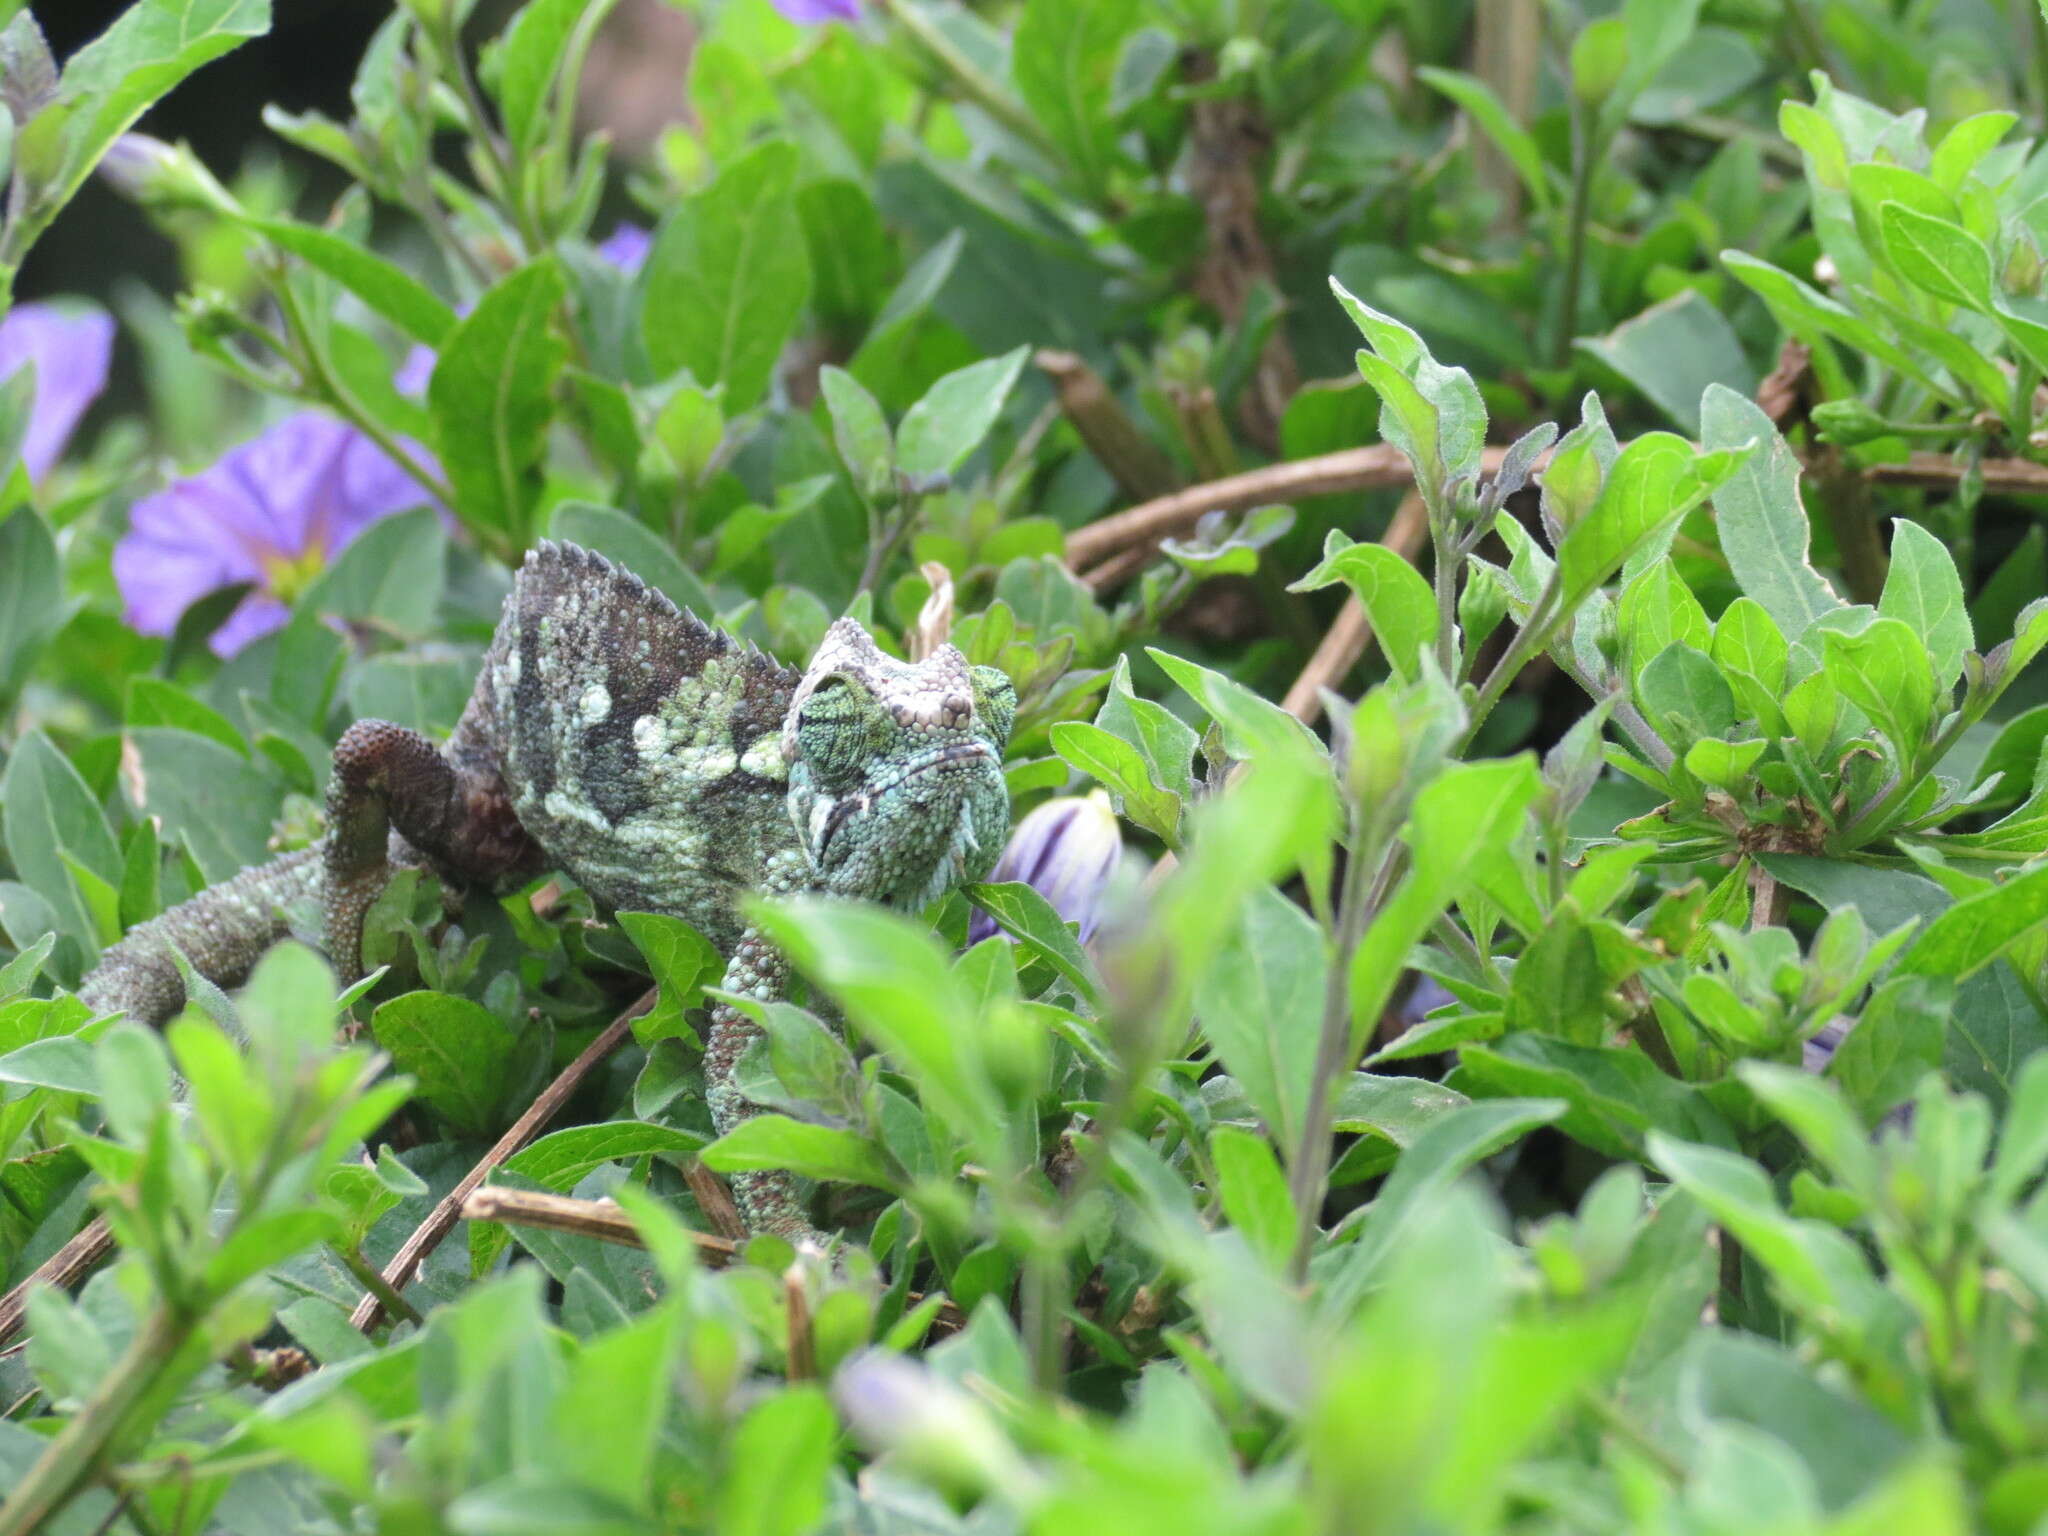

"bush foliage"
[7,0,2048,1532]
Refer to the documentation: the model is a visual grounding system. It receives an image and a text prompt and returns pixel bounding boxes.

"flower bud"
[968,791,1122,945]
[97,134,236,216]
[832,1350,1037,1499]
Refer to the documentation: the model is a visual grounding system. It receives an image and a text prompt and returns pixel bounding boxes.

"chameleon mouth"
[814,741,998,863]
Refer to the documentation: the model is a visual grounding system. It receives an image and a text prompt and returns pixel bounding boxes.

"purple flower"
[832,1350,1036,1497]
[114,413,429,656]
[773,0,861,21]
[596,222,652,274]
[968,791,1122,945]
[0,303,114,482]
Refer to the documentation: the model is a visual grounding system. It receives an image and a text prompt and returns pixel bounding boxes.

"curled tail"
[77,847,324,1027]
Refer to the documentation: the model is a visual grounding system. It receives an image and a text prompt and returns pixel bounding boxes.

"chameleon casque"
[77,540,1016,1245]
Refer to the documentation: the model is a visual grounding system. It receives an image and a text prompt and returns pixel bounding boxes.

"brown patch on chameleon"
[80,540,1016,1247]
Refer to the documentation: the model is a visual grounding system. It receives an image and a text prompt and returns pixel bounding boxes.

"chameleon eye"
[971,667,1016,748]
[797,677,873,786]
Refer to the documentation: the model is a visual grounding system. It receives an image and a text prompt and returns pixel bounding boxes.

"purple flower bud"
[832,1350,1036,1497]
[113,412,433,656]
[0,303,113,483]
[968,791,1123,945]
[773,0,861,21]
[595,222,652,275]
[98,134,180,201]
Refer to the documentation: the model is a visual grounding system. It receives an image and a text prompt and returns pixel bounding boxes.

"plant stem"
[1431,515,1459,676]
[331,1243,424,1329]
[871,0,1064,166]
[1286,817,1386,1281]
[269,272,463,533]
[0,1305,189,1536]
[858,490,925,596]
[1554,101,1597,368]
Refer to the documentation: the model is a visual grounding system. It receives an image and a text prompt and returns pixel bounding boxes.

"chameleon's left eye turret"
[970,666,1016,750]
[794,675,883,793]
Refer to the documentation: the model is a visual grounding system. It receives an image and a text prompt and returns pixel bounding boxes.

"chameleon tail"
[77,846,323,1027]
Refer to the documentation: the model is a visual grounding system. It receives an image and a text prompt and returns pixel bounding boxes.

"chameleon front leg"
[323,718,538,981]
[705,928,833,1247]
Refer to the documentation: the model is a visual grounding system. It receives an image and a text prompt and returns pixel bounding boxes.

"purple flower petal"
[968,791,1122,945]
[115,410,432,656]
[596,223,653,274]
[773,0,861,21]
[0,303,114,482]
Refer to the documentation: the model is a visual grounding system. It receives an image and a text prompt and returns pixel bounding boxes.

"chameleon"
[76,540,1017,1246]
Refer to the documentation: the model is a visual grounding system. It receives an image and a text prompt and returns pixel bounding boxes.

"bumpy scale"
[80,541,1016,1245]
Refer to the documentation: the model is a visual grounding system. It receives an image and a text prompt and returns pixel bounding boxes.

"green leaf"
[699,1113,892,1189]
[1348,757,1543,1042]
[1822,617,1937,763]
[370,991,525,1139]
[1557,433,1712,602]
[494,0,619,157]
[896,345,1030,481]
[1195,886,1327,1153]
[1647,1132,1886,1327]
[1700,386,1840,641]
[1288,533,1438,682]
[1415,66,1552,213]
[1,730,120,951]
[429,258,567,551]
[716,1385,835,1536]
[1457,1034,1732,1158]
[1209,1125,1297,1273]
[1897,863,2048,981]
[1329,276,1486,493]
[1722,252,1929,387]
[644,139,810,414]
[1877,201,1995,312]
[1878,519,1973,690]
[1049,721,1183,847]
[1636,642,1737,748]
[1011,0,1143,200]
[752,898,995,1136]
[967,880,1104,1009]
[818,364,892,501]
[251,217,456,346]
[0,506,62,697]
[1576,290,1755,436]
[10,0,270,261]
[1330,1099,1564,1302]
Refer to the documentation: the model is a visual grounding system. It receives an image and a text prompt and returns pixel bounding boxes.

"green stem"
[1459,577,1565,753]
[1286,812,1387,1281]
[432,19,536,256]
[330,1242,424,1329]
[0,1306,190,1536]
[1432,517,1459,677]
[857,490,926,596]
[1554,107,1598,368]
[269,273,463,534]
[871,0,1065,166]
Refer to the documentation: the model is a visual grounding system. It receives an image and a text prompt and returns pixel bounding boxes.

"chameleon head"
[784,617,1015,908]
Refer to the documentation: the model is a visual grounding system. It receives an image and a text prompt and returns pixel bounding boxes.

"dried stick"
[347,988,656,1333]
[461,1187,739,1263]
[1063,432,2048,580]
[1036,350,1182,502]
[1064,444,1514,570]
[0,1221,115,1347]
[463,1187,970,1337]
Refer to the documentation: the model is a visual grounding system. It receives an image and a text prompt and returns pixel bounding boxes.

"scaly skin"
[78,541,1015,1246]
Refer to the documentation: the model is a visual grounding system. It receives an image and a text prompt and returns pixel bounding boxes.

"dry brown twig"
[347,987,656,1333]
